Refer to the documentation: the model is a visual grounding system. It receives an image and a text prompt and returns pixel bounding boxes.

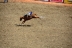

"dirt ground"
[0,2,72,48]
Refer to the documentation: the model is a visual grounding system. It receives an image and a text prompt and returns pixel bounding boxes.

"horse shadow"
[70,17,72,19]
[15,24,32,27]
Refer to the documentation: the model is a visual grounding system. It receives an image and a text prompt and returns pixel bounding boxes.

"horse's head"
[20,17,23,21]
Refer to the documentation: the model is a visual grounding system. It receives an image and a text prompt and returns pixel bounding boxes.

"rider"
[27,11,32,16]
[26,11,32,18]
[24,11,32,18]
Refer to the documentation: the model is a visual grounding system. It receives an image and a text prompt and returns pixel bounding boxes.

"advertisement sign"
[68,0,72,1]
[50,0,63,3]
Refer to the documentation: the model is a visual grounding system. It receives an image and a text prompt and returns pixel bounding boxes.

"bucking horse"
[20,13,40,24]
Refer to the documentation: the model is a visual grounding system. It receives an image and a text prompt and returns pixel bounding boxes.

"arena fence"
[0,0,72,4]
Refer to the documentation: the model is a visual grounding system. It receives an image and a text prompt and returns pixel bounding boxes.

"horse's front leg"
[21,20,26,24]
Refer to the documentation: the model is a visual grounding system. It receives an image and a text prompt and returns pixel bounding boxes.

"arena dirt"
[0,2,72,48]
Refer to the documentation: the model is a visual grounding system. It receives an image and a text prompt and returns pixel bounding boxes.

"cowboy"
[24,12,32,18]
[27,11,32,16]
